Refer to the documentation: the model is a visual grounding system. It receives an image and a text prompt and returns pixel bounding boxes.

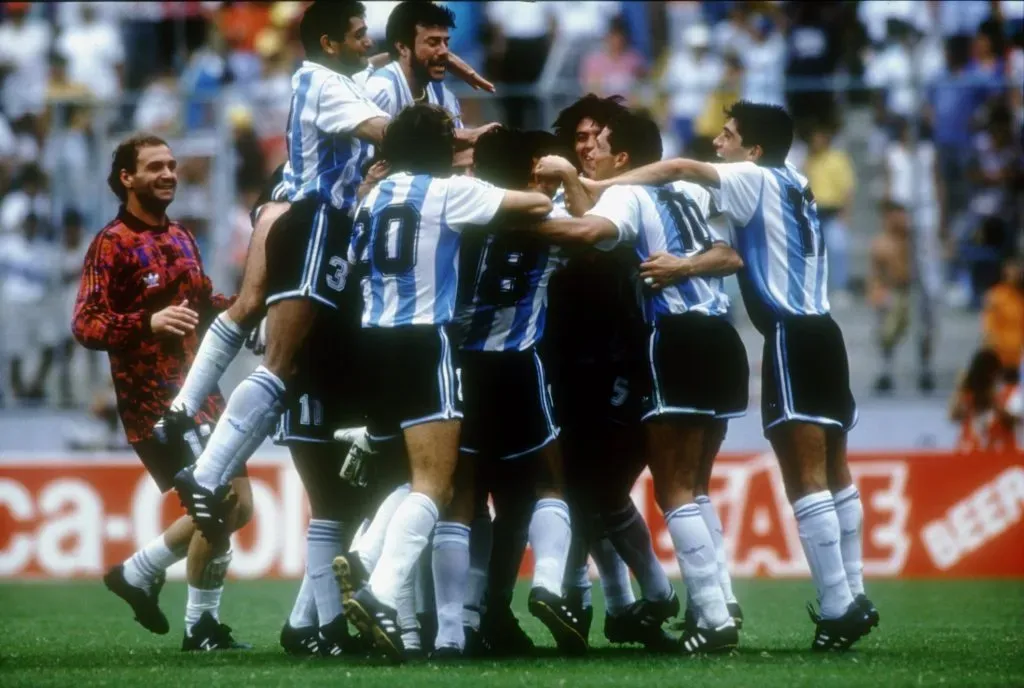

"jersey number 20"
[352,204,421,274]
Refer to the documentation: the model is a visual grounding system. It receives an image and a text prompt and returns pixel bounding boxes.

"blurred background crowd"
[0,1,1021,450]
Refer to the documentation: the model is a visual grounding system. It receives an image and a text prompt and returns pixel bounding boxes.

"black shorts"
[460,347,559,459]
[551,358,646,432]
[133,421,214,492]
[265,198,353,310]
[762,314,857,432]
[360,325,462,431]
[643,313,749,421]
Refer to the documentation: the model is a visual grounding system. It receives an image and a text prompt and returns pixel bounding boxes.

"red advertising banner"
[1,451,1022,580]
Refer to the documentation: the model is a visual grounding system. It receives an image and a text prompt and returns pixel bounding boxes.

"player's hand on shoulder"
[533,155,577,180]
[151,299,199,337]
[640,252,690,290]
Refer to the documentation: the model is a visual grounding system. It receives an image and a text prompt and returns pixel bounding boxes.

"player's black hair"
[474,128,528,189]
[385,1,456,59]
[526,130,565,159]
[723,100,794,167]
[382,103,455,177]
[107,132,170,202]
[300,1,366,58]
[551,93,629,168]
[605,110,663,169]
[963,348,1003,400]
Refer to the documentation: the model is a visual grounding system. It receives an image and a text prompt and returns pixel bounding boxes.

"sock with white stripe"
[192,365,285,490]
[171,313,247,416]
[695,495,737,604]
[288,573,318,628]
[591,537,636,616]
[433,522,470,650]
[353,483,411,571]
[793,491,855,619]
[665,504,731,628]
[529,498,572,595]
[604,502,674,603]
[123,534,185,592]
[465,511,492,630]
[308,520,345,627]
[832,485,866,597]
[368,492,439,609]
[397,569,421,651]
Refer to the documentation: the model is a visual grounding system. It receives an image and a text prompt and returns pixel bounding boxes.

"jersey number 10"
[657,189,714,255]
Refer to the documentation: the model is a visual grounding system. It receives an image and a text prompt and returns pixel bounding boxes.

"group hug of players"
[75,0,881,660]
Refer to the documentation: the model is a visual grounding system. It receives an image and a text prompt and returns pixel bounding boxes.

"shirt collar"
[118,205,168,233]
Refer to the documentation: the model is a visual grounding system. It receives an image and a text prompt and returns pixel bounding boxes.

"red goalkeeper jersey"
[72,207,235,444]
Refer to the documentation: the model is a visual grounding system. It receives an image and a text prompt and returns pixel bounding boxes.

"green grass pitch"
[1,580,1022,687]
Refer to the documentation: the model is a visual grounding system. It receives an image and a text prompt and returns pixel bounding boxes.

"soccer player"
[542,94,679,650]
[334,103,552,662]
[172,1,389,542]
[582,101,879,651]
[73,133,251,650]
[530,110,746,653]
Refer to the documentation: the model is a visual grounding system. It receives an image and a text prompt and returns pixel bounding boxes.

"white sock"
[832,485,865,597]
[123,535,184,592]
[433,521,470,650]
[793,491,855,619]
[193,365,285,490]
[695,495,737,604]
[591,537,635,615]
[288,573,318,628]
[354,483,411,571]
[368,492,439,609]
[307,519,344,626]
[171,313,247,416]
[397,570,421,651]
[604,502,674,603]
[185,585,223,633]
[665,503,730,628]
[529,498,572,595]
[464,511,492,630]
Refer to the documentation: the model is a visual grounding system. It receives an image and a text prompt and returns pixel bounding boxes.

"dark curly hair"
[107,133,169,202]
[381,103,455,177]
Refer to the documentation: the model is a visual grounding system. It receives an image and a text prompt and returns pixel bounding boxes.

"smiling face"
[587,126,628,181]
[574,117,603,178]
[121,144,177,212]
[322,15,374,72]
[404,24,450,83]
[713,118,757,163]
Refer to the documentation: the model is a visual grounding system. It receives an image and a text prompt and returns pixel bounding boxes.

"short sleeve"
[585,185,640,251]
[315,75,388,135]
[443,176,507,230]
[714,162,764,228]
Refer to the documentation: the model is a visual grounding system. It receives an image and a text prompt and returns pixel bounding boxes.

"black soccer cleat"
[280,622,322,656]
[103,564,169,635]
[678,620,739,655]
[463,625,492,658]
[173,465,234,544]
[343,587,404,662]
[182,612,253,651]
[565,587,594,640]
[480,604,535,657]
[332,552,369,604]
[319,615,365,657]
[156,407,206,462]
[855,594,880,632]
[808,601,874,652]
[429,645,463,661]
[605,598,678,652]
[728,601,744,630]
[528,587,588,656]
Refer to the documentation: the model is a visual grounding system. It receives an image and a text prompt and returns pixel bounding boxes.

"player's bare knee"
[227,478,254,531]
[769,422,829,500]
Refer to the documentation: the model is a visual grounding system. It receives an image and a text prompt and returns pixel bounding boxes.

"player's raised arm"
[591,157,722,194]
[497,189,553,218]
[532,215,618,246]
[533,154,596,216]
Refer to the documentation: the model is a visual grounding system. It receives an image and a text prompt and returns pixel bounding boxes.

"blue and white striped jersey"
[358,61,463,127]
[709,161,829,327]
[586,181,729,323]
[456,206,568,352]
[282,61,388,214]
[348,172,506,328]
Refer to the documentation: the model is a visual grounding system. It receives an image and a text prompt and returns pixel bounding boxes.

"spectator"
[0,211,58,403]
[981,256,1024,379]
[579,16,646,100]
[786,3,845,128]
[484,0,555,130]
[45,52,92,105]
[179,24,230,132]
[661,23,722,155]
[132,67,183,135]
[54,208,95,408]
[0,2,52,121]
[692,53,744,162]
[949,348,1019,453]
[804,122,856,305]
[250,28,293,171]
[55,2,124,101]
[1,164,51,236]
[864,18,944,123]
[868,197,913,395]
[40,104,93,225]
[741,12,786,106]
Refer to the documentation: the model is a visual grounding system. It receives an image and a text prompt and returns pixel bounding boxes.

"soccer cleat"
[158,407,206,461]
[480,604,535,657]
[677,619,739,655]
[463,625,492,658]
[605,598,678,652]
[173,466,234,544]
[103,564,169,635]
[728,601,744,630]
[565,587,594,640]
[527,587,588,656]
[182,612,252,651]
[808,601,873,652]
[280,622,322,656]
[332,552,369,604]
[428,645,463,661]
[319,616,361,657]
[343,587,404,662]
[855,594,880,632]
[403,646,427,662]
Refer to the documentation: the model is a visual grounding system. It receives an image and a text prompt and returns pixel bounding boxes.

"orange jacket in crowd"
[981,283,1024,370]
